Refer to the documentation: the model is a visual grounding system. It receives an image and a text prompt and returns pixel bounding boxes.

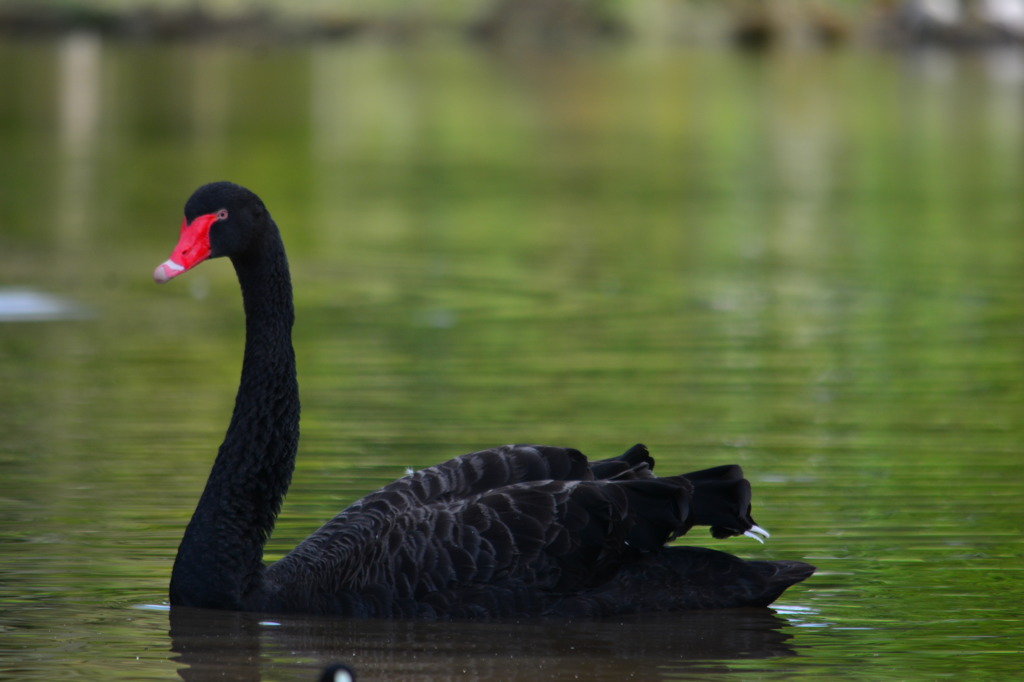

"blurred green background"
[2,1,1024,680]
[4,0,1021,48]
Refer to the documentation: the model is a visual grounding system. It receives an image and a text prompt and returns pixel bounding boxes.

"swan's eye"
[215,209,229,221]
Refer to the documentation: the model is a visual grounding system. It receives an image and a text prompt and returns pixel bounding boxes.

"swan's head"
[153,181,267,283]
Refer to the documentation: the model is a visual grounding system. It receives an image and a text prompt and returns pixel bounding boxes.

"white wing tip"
[743,524,771,543]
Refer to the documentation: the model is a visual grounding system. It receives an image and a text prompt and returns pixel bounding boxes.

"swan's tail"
[648,547,816,609]
[549,546,815,615]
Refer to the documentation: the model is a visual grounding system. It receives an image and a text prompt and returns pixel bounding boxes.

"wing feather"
[256,444,802,617]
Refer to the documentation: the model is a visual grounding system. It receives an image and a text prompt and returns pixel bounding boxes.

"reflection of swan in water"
[168,605,805,680]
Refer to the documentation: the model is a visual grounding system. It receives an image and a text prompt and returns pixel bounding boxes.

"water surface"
[1,37,1023,680]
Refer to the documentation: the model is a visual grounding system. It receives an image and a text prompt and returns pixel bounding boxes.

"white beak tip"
[153,259,185,284]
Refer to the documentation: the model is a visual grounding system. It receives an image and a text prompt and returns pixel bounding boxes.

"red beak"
[153,213,219,283]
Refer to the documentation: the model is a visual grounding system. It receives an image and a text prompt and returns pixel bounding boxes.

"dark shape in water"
[154,181,814,619]
[319,663,355,682]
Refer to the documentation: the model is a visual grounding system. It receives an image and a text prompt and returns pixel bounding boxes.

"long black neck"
[170,223,300,609]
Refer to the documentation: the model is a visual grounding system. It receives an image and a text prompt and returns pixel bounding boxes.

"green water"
[2,35,1023,680]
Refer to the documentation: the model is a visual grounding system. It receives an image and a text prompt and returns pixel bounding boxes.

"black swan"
[153,181,814,618]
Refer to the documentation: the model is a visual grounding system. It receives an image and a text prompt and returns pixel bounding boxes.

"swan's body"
[155,182,814,618]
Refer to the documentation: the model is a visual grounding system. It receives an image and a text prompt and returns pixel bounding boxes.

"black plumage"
[156,181,814,619]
